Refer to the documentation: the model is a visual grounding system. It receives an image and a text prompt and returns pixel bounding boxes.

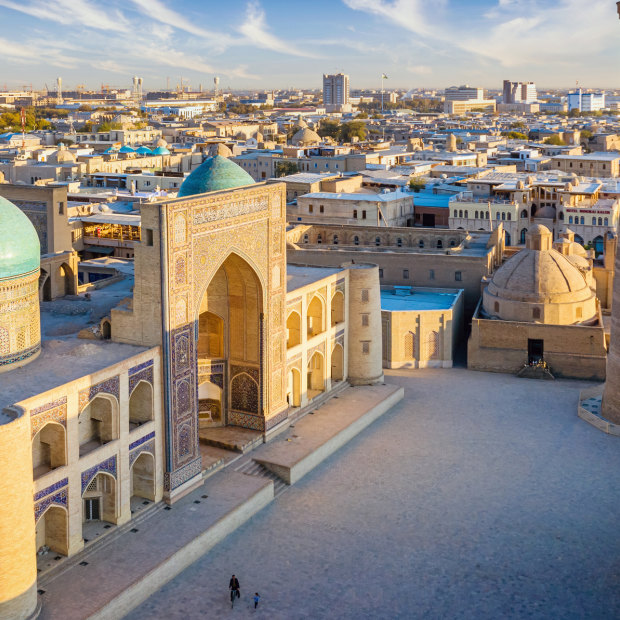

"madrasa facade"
[0,156,384,620]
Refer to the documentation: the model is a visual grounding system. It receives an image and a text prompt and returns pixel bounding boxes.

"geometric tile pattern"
[129,359,154,396]
[30,396,67,438]
[34,477,69,522]
[129,439,155,469]
[81,455,117,494]
[78,376,120,412]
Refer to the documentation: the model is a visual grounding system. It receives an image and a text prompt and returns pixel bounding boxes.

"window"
[592,217,597,225]
[361,289,369,302]
[521,209,528,218]
[454,210,458,217]
[464,211,468,218]
[362,314,369,326]
[580,216,585,225]
[378,269,383,279]
[58,202,65,215]
[507,213,511,221]
[569,216,573,224]
[496,212,500,220]
[320,205,324,213]
[403,269,409,279]
[533,307,541,320]
[419,240,424,248]
[475,211,479,219]
[309,204,314,213]
[317,234,322,244]
[362,210,367,219]
[353,209,358,219]
[333,235,339,244]
[455,271,462,281]
[404,332,415,360]
[354,236,359,245]
[605,218,609,226]
[362,341,370,355]
[502,212,506,221]
[559,212,564,221]
[303,234,309,243]
[397,238,402,247]
[375,237,381,246]
[459,210,463,218]
[429,269,435,280]
[598,218,602,226]
[144,228,154,246]
[437,240,443,249]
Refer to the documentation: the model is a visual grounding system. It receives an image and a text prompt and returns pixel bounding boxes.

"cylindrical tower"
[602,246,620,424]
[343,262,384,386]
[0,407,38,619]
[0,197,41,373]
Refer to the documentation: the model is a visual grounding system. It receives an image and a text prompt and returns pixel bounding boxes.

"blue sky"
[1,0,619,92]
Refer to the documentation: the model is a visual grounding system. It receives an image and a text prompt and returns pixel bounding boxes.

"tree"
[317,119,340,140]
[580,130,593,139]
[409,178,426,193]
[340,120,367,142]
[544,135,566,146]
[503,131,528,140]
[274,161,299,177]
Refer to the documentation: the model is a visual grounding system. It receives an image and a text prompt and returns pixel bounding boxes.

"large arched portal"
[197,253,263,427]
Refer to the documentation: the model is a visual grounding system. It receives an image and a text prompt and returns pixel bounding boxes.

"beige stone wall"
[39,251,79,301]
[551,157,620,178]
[468,313,607,380]
[0,408,38,620]
[382,288,464,369]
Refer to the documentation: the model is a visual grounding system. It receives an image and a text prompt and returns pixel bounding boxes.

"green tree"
[317,119,341,140]
[544,135,566,146]
[409,178,426,193]
[503,131,528,140]
[340,120,367,142]
[274,161,299,177]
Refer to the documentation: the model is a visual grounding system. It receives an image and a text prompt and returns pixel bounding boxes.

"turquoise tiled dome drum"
[177,155,255,197]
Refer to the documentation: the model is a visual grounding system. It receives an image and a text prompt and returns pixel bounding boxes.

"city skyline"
[0,0,619,91]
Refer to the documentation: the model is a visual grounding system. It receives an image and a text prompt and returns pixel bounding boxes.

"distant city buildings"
[503,80,538,103]
[322,73,350,106]
[443,85,496,114]
[567,90,606,112]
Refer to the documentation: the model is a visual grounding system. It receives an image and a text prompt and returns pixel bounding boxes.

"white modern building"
[567,91,606,112]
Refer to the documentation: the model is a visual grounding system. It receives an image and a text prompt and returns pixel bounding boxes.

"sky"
[1,0,620,92]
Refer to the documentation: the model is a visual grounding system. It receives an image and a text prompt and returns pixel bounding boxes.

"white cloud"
[0,36,78,68]
[239,0,318,58]
[0,0,129,31]
[407,65,432,75]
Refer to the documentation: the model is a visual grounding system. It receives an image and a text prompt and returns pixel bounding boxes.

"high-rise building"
[567,90,606,112]
[323,73,350,105]
[503,80,537,103]
[444,85,484,101]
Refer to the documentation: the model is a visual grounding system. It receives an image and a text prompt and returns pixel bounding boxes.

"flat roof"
[301,190,411,202]
[286,264,343,293]
[381,287,460,312]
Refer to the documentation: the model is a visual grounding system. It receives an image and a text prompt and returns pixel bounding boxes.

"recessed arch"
[307,351,325,398]
[287,310,301,348]
[32,421,66,478]
[287,367,301,408]
[331,343,344,382]
[82,471,117,530]
[331,291,344,326]
[36,504,68,556]
[230,372,259,414]
[79,394,119,457]
[129,380,154,429]
[307,295,325,338]
[130,452,155,501]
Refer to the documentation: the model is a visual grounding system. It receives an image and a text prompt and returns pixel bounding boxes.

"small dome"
[119,145,135,154]
[177,155,255,197]
[156,138,168,147]
[291,127,321,146]
[136,146,153,155]
[152,146,170,155]
[0,196,40,279]
[48,143,76,164]
[296,116,308,129]
[207,143,232,158]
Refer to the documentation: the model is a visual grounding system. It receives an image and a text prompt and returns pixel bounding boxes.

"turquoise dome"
[152,146,170,155]
[177,155,255,197]
[0,196,40,279]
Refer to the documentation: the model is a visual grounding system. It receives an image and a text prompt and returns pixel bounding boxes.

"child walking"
[254,592,260,609]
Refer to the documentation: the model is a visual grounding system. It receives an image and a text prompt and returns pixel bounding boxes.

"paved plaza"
[128,368,620,620]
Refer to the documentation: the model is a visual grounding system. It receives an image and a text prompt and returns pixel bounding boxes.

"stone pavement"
[127,368,620,620]
[36,383,402,619]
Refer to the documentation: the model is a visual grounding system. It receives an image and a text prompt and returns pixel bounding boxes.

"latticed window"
[16,327,27,350]
[0,327,8,354]
[425,330,439,360]
[361,289,369,303]
[404,331,415,360]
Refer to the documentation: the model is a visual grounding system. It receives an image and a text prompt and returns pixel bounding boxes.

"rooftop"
[286,264,343,293]
[381,287,461,312]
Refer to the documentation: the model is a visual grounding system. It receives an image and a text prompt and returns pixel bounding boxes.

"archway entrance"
[82,472,117,542]
[331,344,344,382]
[197,253,263,427]
[59,262,75,296]
[307,352,325,400]
[36,505,68,557]
[39,268,51,301]
[131,452,155,502]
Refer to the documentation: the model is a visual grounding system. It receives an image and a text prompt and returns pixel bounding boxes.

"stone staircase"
[234,458,288,497]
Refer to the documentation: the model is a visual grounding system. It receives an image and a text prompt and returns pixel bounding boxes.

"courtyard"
[128,368,620,619]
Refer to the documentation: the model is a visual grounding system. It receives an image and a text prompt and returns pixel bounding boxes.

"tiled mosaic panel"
[81,455,117,493]
[129,440,155,469]
[78,376,120,412]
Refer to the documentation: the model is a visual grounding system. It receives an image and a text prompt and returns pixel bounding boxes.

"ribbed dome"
[177,155,255,197]
[291,127,320,146]
[483,224,596,324]
[0,196,40,279]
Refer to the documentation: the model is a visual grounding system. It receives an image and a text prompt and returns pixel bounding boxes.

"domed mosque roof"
[291,127,321,146]
[483,224,596,324]
[152,146,170,155]
[48,143,76,164]
[0,196,40,279]
[177,155,255,198]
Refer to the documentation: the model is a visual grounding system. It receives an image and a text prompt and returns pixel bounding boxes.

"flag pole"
[381,74,384,113]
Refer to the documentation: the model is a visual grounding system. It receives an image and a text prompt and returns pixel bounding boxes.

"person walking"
[253,592,260,609]
[229,574,240,606]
